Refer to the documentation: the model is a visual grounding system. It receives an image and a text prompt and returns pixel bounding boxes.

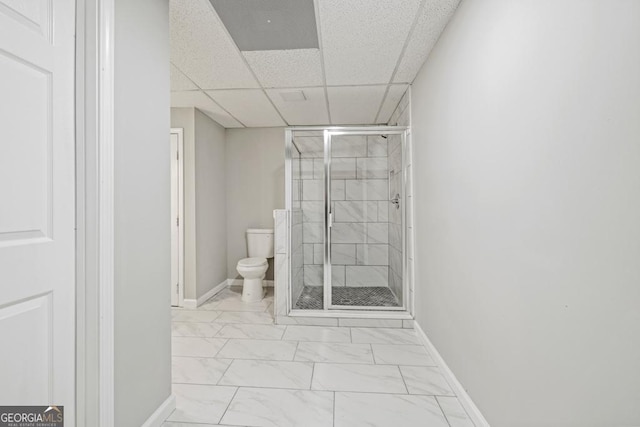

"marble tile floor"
[164,286,474,427]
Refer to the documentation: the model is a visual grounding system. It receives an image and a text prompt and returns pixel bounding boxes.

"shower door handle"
[328,212,333,228]
[390,194,400,209]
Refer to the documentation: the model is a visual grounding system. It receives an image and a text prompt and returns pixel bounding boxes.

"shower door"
[324,130,406,310]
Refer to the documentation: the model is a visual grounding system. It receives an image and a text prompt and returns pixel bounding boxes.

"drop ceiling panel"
[210,0,318,51]
[394,0,460,83]
[377,84,409,124]
[169,0,259,89]
[318,0,422,85]
[327,85,387,125]
[266,87,329,125]
[171,90,243,128]
[170,63,198,91]
[207,89,286,127]
[244,49,324,88]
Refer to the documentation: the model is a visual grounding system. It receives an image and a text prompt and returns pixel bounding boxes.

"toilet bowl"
[236,257,268,303]
[236,228,274,303]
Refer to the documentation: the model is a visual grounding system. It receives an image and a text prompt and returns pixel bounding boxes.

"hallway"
[164,287,473,426]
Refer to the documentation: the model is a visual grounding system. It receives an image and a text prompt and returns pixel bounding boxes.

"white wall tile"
[332,265,346,286]
[357,158,388,179]
[314,244,324,265]
[356,244,389,266]
[304,265,323,286]
[331,158,357,179]
[332,180,346,200]
[331,244,356,265]
[377,201,389,222]
[302,201,324,222]
[346,266,388,287]
[331,135,367,158]
[301,159,315,179]
[367,135,388,157]
[303,222,323,244]
[303,179,323,201]
[345,180,387,201]
[334,201,378,223]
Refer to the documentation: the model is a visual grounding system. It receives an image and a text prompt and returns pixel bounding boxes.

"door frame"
[75,0,116,425]
[170,128,185,307]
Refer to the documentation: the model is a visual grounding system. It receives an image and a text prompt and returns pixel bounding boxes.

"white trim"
[140,394,176,427]
[170,128,185,307]
[414,322,490,427]
[98,0,115,424]
[228,278,275,288]
[183,280,230,309]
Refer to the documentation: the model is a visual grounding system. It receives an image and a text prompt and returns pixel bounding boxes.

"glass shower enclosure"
[286,127,408,313]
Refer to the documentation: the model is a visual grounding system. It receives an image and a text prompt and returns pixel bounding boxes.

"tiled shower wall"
[295,134,391,289]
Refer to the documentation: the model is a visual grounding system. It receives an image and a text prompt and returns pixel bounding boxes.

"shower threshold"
[295,286,401,310]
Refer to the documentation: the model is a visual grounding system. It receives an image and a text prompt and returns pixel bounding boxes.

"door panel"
[0,0,76,421]
[326,132,404,310]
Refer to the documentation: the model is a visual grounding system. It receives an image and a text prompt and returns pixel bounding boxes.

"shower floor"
[295,286,400,309]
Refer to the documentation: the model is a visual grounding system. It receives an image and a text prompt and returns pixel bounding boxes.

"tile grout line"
[332,391,336,427]
[172,380,457,397]
[309,362,316,391]
[396,364,411,395]
[215,358,236,387]
[292,340,301,362]
[217,386,240,425]
[435,396,454,427]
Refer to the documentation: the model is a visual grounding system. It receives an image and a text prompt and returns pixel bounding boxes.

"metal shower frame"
[285,126,410,317]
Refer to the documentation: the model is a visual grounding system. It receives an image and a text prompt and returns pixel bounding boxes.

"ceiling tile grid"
[207,89,287,127]
[170,64,198,91]
[377,84,410,123]
[266,87,330,125]
[327,85,388,125]
[169,0,259,89]
[169,0,461,127]
[171,90,243,128]
[393,0,461,83]
[243,49,324,88]
[317,0,422,86]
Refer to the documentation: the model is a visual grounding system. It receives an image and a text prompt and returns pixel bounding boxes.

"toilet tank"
[247,229,274,258]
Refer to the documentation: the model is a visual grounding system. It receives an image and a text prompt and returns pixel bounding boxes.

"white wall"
[114,0,171,425]
[226,128,285,280]
[171,107,228,299]
[410,1,640,426]
[194,109,228,296]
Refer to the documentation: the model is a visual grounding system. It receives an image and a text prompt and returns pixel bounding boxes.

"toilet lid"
[238,257,267,268]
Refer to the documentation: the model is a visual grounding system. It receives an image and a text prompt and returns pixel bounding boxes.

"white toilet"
[236,228,274,303]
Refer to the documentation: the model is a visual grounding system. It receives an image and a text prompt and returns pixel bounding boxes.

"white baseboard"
[414,322,490,427]
[197,280,229,305]
[183,280,230,309]
[141,393,175,427]
[182,299,197,309]
[228,278,274,287]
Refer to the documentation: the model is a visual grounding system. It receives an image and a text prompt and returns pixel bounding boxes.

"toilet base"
[242,277,264,303]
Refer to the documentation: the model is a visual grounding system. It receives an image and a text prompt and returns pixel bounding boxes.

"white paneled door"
[0,0,76,423]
